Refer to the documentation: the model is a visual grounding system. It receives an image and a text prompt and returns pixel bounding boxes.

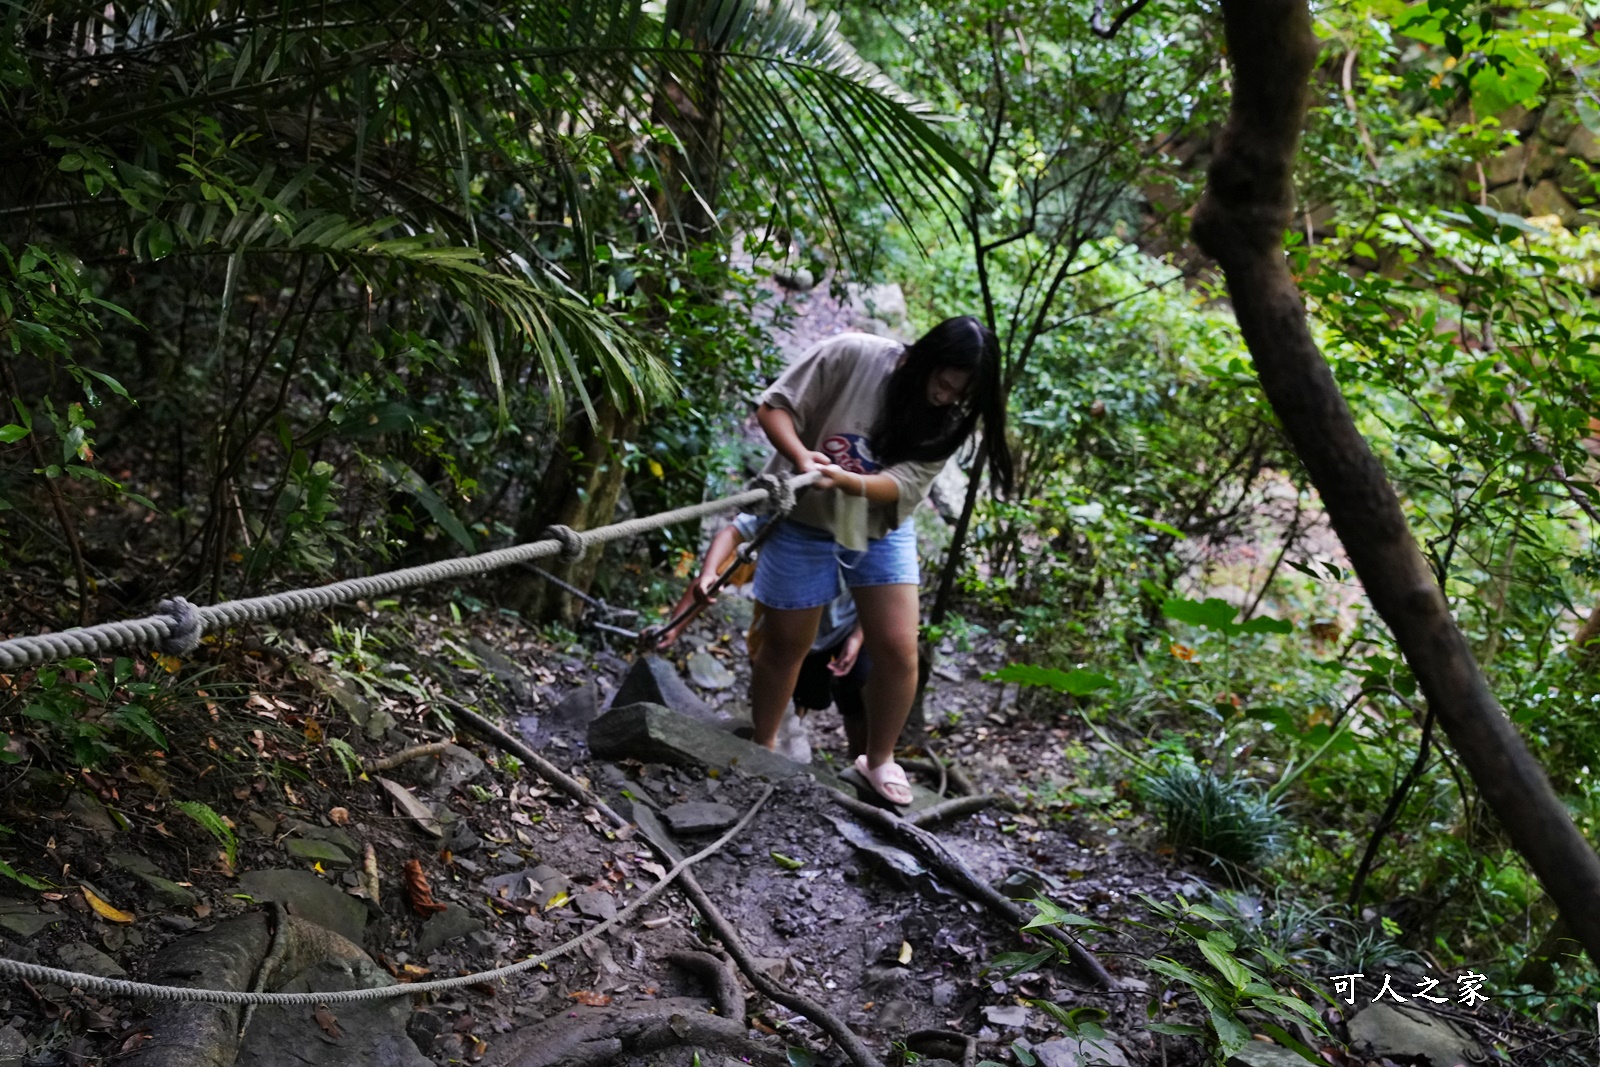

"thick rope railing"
[0,786,773,1004]
[0,471,816,670]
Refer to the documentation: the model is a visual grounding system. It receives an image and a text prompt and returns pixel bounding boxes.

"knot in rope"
[752,473,797,516]
[156,597,203,655]
[541,525,587,563]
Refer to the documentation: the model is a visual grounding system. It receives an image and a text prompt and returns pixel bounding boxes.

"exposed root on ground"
[829,792,1117,990]
[483,997,788,1067]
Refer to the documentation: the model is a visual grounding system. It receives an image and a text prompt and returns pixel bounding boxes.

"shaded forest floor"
[0,588,1592,1067]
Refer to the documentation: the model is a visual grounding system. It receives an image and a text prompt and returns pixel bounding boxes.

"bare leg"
[848,583,920,769]
[748,603,824,750]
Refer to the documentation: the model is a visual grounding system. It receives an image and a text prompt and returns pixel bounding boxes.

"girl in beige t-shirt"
[750,316,1013,805]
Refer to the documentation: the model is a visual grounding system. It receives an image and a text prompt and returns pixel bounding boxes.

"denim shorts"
[752,520,919,610]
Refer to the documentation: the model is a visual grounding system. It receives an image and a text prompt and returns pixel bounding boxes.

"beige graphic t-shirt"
[757,332,948,551]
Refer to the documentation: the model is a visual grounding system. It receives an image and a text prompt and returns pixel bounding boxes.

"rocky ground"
[0,587,1591,1067]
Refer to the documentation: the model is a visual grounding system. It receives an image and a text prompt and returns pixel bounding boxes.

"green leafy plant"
[1137,764,1287,869]
[16,657,175,769]
[325,738,365,784]
[175,800,238,871]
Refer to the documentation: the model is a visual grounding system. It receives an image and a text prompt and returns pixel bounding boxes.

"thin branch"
[1090,0,1153,40]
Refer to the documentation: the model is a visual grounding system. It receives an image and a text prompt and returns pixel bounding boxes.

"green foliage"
[175,800,238,870]
[325,738,365,784]
[13,657,176,769]
[1136,764,1288,869]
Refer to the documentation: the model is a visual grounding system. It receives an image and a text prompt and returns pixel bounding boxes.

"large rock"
[0,898,55,938]
[1228,1043,1312,1067]
[1525,179,1579,225]
[233,958,431,1067]
[661,802,741,835]
[609,657,721,722]
[588,703,815,780]
[415,908,484,955]
[845,282,909,332]
[1348,1003,1480,1067]
[1032,1034,1129,1067]
[0,1025,26,1067]
[239,870,368,947]
[687,649,737,691]
[108,853,199,908]
[57,941,126,978]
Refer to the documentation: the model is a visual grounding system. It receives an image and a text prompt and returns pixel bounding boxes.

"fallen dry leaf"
[567,991,611,1007]
[402,859,448,916]
[898,941,913,965]
[328,807,350,826]
[82,886,135,924]
[313,1004,342,1039]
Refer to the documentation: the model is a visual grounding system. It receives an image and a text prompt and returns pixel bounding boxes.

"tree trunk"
[1190,0,1600,962]
[511,396,635,623]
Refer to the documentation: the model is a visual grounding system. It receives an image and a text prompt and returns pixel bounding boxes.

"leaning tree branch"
[1189,0,1600,962]
[1347,702,1437,906]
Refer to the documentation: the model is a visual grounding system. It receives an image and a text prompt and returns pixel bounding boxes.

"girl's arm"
[813,464,901,504]
[694,525,746,603]
[757,404,831,472]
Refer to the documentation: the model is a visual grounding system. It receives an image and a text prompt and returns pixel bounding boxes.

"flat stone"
[234,958,430,1067]
[609,657,720,722]
[377,777,444,838]
[56,941,126,978]
[239,870,367,946]
[845,282,908,329]
[589,702,827,781]
[107,853,199,907]
[1033,1035,1129,1067]
[827,816,927,883]
[1569,123,1600,163]
[301,662,391,740]
[432,745,485,794]
[571,891,616,921]
[548,684,599,729]
[982,1004,1029,1029]
[247,812,280,837]
[661,802,740,835]
[288,820,360,852]
[1228,1043,1313,1067]
[66,792,117,835]
[1525,178,1578,225]
[1348,1004,1480,1067]
[0,898,53,938]
[465,638,537,704]
[415,909,484,955]
[687,650,736,691]
[285,838,356,869]
[483,866,570,908]
[0,1024,25,1067]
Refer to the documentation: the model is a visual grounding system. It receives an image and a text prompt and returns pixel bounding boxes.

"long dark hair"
[871,315,1013,494]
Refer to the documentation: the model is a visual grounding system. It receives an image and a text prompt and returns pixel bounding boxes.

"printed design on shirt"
[821,433,880,474]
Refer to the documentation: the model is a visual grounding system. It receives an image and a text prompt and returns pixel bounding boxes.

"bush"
[1138,764,1286,868]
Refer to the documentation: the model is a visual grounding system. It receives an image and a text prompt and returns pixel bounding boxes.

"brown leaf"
[313,1004,342,1040]
[567,991,611,1007]
[327,807,350,826]
[402,859,448,916]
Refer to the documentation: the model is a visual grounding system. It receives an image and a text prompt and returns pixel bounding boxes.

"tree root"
[908,794,1014,828]
[829,792,1116,991]
[365,740,452,773]
[631,808,889,1067]
[907,1028,977,1067]
[444,697,630,829]
[121,913,370,1067]
[667,950,745,1021]
[452,699,874,1067]
[487,997,787,1067]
